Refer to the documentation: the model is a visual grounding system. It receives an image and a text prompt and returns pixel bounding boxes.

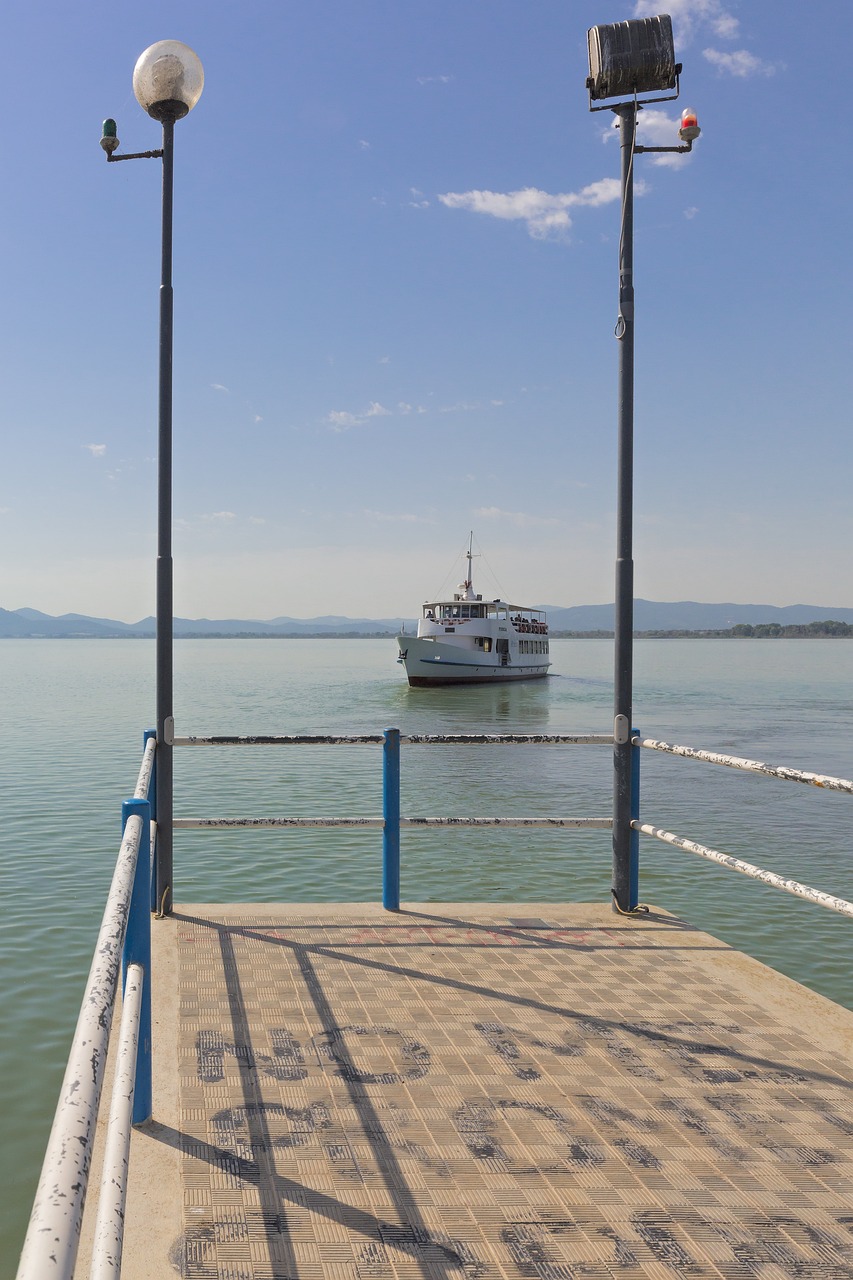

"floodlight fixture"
[587,14,681,110]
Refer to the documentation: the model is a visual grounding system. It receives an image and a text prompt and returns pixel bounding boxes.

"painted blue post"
[144,729,157,912]
[383,728,401,910]
[629,728,641,909]
[122,797,152,1123]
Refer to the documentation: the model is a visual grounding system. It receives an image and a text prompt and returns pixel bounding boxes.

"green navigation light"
[100,118,120,155]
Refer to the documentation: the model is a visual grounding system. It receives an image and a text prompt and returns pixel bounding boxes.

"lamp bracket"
[588,74,680,113]
[106,149,164,162]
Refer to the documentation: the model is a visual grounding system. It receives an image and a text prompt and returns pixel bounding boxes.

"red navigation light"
[679,107,701,143]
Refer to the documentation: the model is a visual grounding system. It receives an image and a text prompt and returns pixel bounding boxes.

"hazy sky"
[2,0,850,621]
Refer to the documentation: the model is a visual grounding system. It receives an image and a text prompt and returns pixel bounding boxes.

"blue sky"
[1,0,850,621]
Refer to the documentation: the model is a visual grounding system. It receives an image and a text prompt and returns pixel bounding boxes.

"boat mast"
[464,531,474,592]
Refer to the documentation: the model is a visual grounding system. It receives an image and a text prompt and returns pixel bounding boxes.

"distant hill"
[0,607,413,638]
[3,599,853,638]
[545,599,853,632]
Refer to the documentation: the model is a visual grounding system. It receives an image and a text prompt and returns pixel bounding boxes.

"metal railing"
[172,729,616,909]
[19,724,853,1278]
[632,736,853,919]
[16,736,156,1280]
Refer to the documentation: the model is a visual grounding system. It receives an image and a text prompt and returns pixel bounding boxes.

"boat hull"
[397,635,550,687]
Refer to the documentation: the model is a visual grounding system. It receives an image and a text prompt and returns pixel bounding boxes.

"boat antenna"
[465,531,474,590]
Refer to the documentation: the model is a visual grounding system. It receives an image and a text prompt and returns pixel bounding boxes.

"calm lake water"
[2,636,853,1267]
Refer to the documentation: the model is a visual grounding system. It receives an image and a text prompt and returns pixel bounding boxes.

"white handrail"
[16,815,144,1280]
[635,737,853,794]
[133,735,156,800]
[634,821,853,918]
[173,816,612,830]
[91,963,144,1280]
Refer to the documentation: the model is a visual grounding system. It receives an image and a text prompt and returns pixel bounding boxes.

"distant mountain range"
[3,600,853,638]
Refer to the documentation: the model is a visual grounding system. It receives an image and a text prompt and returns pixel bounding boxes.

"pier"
[17,728,853,1279]
[80,900,853,1279]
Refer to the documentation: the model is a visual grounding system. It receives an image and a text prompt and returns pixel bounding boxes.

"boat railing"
[18,725,853,1278]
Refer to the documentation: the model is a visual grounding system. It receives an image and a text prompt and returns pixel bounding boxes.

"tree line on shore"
[553,620,853,639]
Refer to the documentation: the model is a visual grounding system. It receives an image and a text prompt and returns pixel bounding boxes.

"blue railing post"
[122,797,153,1123]
[383,728,401,910]
[144,729,158,912]
[629,727,641,909]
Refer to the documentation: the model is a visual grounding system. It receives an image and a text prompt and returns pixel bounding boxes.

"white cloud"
[474,506,561,528]
[439,400,483,414]
[358,139,371,150]
[634,0,778,79]
[327,410,360,431]
[202,511,237,522]
[703,48,777,77]
[417,75,452,85]
[211,383,229,393]
[633,0,739,44]
[684,206,699,220]
[253,415,263,423]
[326,402,392,431]
[438,179,621,240]
[86,444,106,457]
[603,109,694,168]
[363,509,433,524]
[379,355,390,364]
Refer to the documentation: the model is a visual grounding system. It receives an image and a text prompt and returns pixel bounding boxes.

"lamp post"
[586,15,700,913]
[102,41,204,917]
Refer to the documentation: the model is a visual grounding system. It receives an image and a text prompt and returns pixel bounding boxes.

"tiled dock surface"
[113,904,853,1279]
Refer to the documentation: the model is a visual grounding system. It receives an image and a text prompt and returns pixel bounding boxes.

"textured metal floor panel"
[167,905,853,1279]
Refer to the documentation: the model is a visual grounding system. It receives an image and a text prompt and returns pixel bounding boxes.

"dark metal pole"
[611,102,637,912]
[155,117,175,916]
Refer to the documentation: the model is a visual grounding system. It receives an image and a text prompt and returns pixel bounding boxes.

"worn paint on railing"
[174,817,384,829]
[636,737,853,794]
[174,734,385,746]
[133,735,156,801]
[401,734,613,745]
[173,733,613,747]
[634,821,853,918]
[16,814,144,1280]
[90,963,143,1280]
[174,816,612,830]
[400,817,612,828]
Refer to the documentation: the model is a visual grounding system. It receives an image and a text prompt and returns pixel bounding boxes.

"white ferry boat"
[396,537,551,686]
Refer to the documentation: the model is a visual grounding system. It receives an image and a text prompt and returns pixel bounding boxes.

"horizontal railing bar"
[16,814,145,1280]
[402,734,613,745]
[175,817,384,829]
[173,733,613,747]
[635,737,853,795]
[402,817,612,828]
[90,963,144,1280]
[634,821,853,918]
[133,735,156,800]
[174,734,386,745]
[174,816,612,830]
